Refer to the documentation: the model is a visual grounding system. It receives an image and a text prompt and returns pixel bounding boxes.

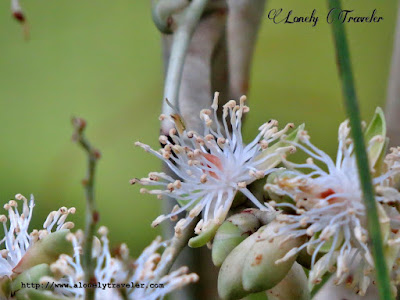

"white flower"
[133,92,295,238]
[47,228,198,300]
[0,194,75,278]
[128,237,199,300]
[47,227,128,299]
[266,120,393,295]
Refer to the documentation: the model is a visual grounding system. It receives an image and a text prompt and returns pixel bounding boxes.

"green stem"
[327,1,392,299]
[72,118,101,300]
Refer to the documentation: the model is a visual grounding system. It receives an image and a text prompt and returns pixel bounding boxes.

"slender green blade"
[327,1,392,299]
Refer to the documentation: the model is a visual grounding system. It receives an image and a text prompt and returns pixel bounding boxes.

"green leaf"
[374,137,389,177]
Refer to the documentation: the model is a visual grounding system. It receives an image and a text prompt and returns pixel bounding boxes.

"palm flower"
[265,120,395,295]
[133,92,296,244]
[45,227,198,300]
[0,194,75,278]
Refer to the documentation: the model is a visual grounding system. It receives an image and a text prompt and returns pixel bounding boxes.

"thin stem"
[160,0,210,132]
[327,1,392,299]
[72,117,101,300]
[156,216,199,279]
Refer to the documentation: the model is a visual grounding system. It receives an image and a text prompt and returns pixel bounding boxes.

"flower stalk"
[327,0,392,298]
[155,216,199,279]
[72,117,101,300]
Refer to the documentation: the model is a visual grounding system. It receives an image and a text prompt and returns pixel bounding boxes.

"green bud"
[0,276,11,299]
[266,262,310,300]
[242,221,304,293]
[13,230,73,274]
[11,264,51,293]
[16,289,66,300]
[364,107,386,168]
[218,220,304,299]
[188,222,220,248]
[218,225,265,300]
[212,211,261,267]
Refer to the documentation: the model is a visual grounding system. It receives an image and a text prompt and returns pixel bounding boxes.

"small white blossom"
[0,194,75,278]
[128,237,199,300]
[134,92,295,237]
[266,120,394,295]
[47,228,198,300]
[47,227,128,299]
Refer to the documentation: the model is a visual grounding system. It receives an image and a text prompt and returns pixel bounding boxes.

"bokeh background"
[0,0,397,257]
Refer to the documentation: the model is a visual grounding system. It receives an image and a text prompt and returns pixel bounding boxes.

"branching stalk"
[156,216,199,279]
[72,117,101,300]
[327,1,392,299]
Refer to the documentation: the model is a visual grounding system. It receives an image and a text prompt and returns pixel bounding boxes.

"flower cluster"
[5,94,400,299]
[133,92,296,244]
[43,227,198,300]
[135,97,400,297]
[0,194,197,300]
[265,116,400,295]
[0,194,75,278]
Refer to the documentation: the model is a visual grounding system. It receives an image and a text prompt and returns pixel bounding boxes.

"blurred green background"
[0,0,397,256]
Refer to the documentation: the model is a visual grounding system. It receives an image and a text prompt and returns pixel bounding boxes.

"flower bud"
[188,222,220,248]
[241,221,304,293]
[266,262,310,300]
[218,225,265,299]
[11,264,51,293]
[0,276,11,299]
[13,230,73,274]
[212,210,261,267]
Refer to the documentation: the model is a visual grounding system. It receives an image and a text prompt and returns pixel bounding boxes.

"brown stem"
[71,117,101,300]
